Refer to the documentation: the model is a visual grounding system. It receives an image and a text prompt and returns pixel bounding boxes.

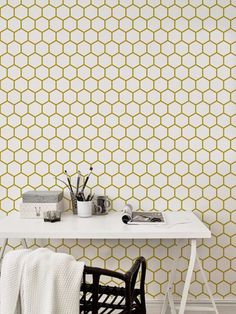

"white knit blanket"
[0,248,84,314]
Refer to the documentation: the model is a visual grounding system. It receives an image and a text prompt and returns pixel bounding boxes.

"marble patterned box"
[20,200,64,219]
[22,191,63,203]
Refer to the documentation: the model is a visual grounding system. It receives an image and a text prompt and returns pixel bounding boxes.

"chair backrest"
[126,256,146,291]
[81,256,147,314]
[125,256,147,310]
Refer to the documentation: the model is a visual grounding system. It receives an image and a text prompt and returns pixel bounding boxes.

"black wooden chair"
[80,256,146,314]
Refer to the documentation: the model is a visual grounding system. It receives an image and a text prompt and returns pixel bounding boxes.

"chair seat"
[81,283,142,313]
[80,257,146,313]
[81,282,141,298]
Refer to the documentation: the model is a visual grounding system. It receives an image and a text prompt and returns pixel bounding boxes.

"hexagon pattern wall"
[0,0,235,301]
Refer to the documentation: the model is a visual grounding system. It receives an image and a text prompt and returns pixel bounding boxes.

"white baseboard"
[146,299,236,314]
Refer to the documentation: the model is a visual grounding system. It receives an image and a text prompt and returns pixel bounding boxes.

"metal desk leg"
[161,240,182,314]
[178,239,197,314]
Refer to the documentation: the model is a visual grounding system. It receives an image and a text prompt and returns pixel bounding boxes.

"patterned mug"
[93,196,111,215]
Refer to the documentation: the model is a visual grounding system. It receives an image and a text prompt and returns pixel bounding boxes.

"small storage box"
[20,200,64,219]
[22,191,63,203]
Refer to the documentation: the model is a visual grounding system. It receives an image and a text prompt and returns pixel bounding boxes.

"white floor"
[146,300,236,314]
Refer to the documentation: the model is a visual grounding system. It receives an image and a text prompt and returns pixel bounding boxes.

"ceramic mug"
[93,196,111,215]
[77,200,93,218]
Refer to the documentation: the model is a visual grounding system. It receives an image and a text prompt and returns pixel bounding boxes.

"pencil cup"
[77,200,93,218]
[71,192,77,215]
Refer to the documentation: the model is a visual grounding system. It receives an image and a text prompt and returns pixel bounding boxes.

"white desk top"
[0,211,211,239]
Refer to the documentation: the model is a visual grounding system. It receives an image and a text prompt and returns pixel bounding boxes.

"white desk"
[0,211,218,314]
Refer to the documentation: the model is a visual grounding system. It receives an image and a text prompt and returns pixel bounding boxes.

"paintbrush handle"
[76,176,80,196]
[57,178,70,189]
[65,170,74,194]
[81,167,93,192]
[67,178,74,195]
[79,192,85,201]
[81,175,89,192]
[76,194,83,201]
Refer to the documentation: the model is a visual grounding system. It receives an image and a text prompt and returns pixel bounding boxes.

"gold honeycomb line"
[0,1,235,299]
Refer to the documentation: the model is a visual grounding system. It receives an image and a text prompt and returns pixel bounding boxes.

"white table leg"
[0,239,8,270]
[0,239,8,261]
[161,240,182,314]
[196,253,219,314]
[168,290,177,314]
[178,239,197,314]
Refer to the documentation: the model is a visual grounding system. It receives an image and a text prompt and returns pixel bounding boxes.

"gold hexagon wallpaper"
[0,0,235,302]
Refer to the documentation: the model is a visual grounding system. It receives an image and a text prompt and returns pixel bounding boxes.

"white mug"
[77,201,93,218]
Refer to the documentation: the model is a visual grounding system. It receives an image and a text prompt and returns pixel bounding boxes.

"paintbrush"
[89,193,95,201]
[57,178,70,189]
[64,170,74,195]
[77,192,85,201]
[76,170,81,196]
[81,166,93,193]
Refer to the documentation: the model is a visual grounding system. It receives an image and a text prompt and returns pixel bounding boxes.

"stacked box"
[20,191,64,219]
